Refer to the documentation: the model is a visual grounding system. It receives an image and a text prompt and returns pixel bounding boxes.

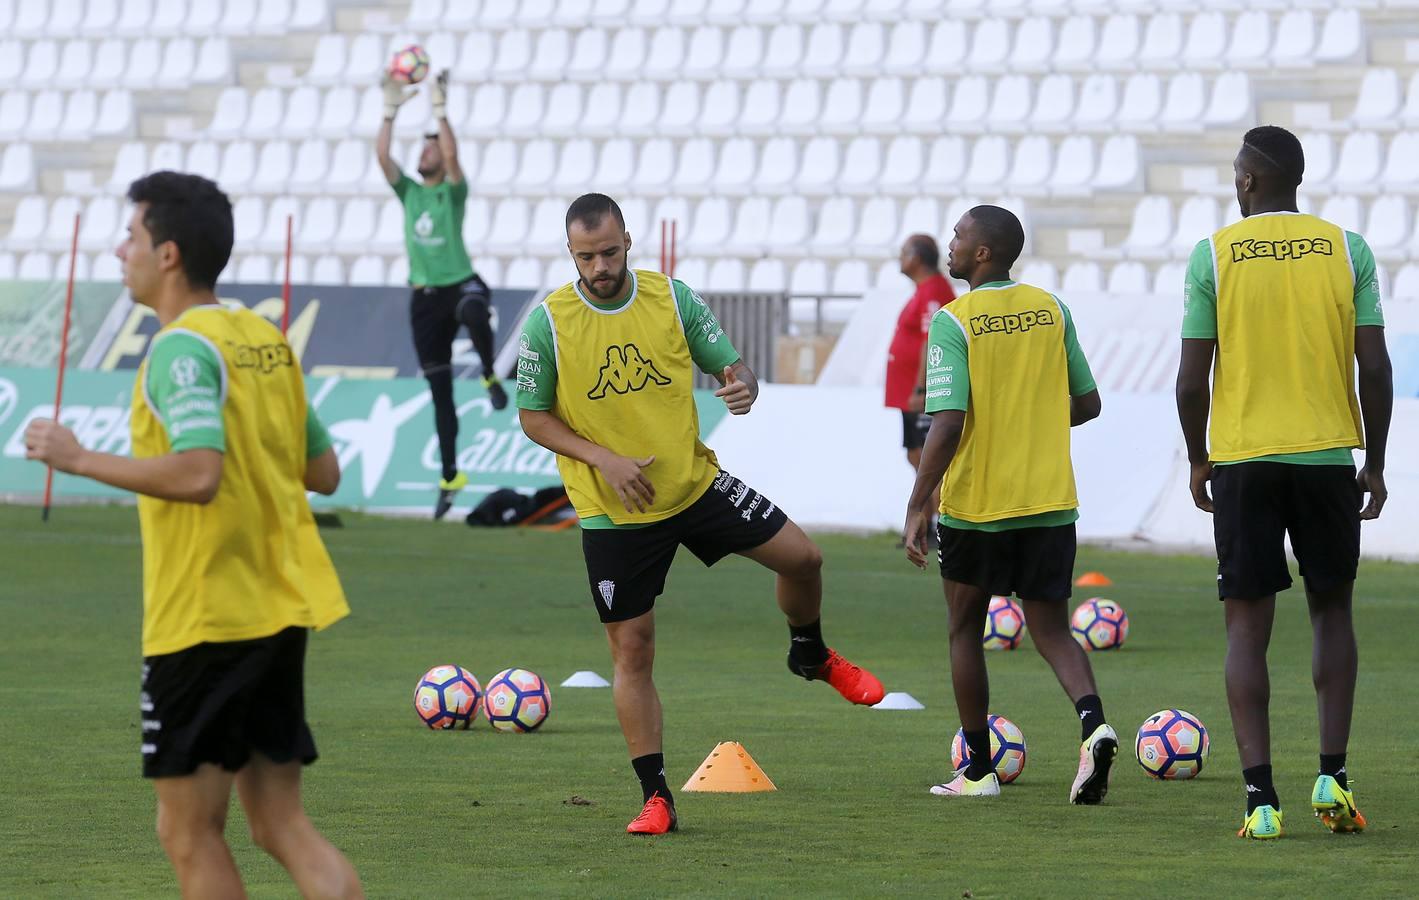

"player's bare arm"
[519,408,656,513]
[25,419,222,504]
[1175,338,1217,513]
[902,409,966,568]
[430,70,462,184]
[1070,388,1102,426]
[376,74,414,186]
[304,447,341,496]
[712,360,757,415]
[1354,325,1392,520]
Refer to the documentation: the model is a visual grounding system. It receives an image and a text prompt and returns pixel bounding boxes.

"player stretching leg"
[903,206,1116,804]
[1176,126,1392,840]
[378,69,507,519]
[518,194,885,835]
[25,172,362,897]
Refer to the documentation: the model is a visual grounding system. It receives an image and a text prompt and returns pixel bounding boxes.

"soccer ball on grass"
[1136,708,1209,779]
[413,664,481,730]
[950,714,1028,784]
[483,667,552,732]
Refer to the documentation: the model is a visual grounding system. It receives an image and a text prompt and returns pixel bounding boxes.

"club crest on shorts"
[597,579,615,610]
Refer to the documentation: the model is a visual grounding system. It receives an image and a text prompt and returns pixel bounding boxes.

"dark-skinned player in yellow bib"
[1176,126,1393,841]
[902,206,1119,806]
[517,194,884,836]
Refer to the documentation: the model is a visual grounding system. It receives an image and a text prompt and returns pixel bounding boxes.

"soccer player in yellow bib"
[1176,127,1393,841]
[517,194,885,836]
[902,206,1118,805]
[24,172,362,898]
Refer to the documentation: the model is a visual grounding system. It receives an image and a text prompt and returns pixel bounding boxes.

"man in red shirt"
[886,234,956,472]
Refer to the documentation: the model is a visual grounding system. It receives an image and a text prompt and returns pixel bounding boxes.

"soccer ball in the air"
[951,714,1028,784]
[1136,708,1209,780]
[1070,598,1129,651]
[983,595,1025,650]
[388,44,430,84]
[483,668,552,732]
[413,664,482,730]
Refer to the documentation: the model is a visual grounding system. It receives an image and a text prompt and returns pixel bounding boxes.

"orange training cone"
[1075,571,1113,587]
[682,741,777,793]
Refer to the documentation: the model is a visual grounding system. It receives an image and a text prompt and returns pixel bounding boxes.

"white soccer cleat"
[929,770,1001,797]
[1069,723,1119,805]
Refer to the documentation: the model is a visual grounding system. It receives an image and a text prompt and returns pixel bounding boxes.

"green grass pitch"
[1,505,1416,897]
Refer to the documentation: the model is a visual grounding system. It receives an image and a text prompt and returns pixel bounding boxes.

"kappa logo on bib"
[587,343,671,399]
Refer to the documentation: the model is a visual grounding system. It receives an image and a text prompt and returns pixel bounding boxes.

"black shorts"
[902,410,931,450]
[937,521,1076,603]
[140,627,317,779]
[581,471,790,623]
[410,274,491,373]
[1211,461,1361,600]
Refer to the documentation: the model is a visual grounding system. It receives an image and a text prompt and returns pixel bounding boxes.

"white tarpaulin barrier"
[715,292,1419,561]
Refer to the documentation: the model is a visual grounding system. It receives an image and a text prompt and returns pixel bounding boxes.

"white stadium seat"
[810,196,855,257]
[1381,132,1419,192]
[1315,9,1363,63]
[1107,262,1150,294]
[18,251,54,281]
[1096,15,1140,70]
[1333,132,1383,192]
[699,80,740,137]
[1120,195,1173,260]
[1075,75,1119,131]
[878,137,924,196]
[672,138,715,195]
[1011,17,1053,72]
[754,138,798,195]
[22,40,59,88]
[1053,16,1095,71]
[779,79,822,135]
[1365,196,1410,259]
[712,137,757,195]
[660,81,701,135]
[795,137,839,196]
[802,24,845,76]
[1320,195,1363,233]
[820,78,864,135]
[1350,69,1402,129]
[347,255,386,286]
[1225,11,1272,69]
[312,254,344,285]
[0,142,35,191]
[900,78,947,134]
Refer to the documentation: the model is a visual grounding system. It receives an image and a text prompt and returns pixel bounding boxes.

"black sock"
[1074,694,1106,742]
[963,728,993,781]
[1320,753,1348,790]
[788,619,828,670]
[1242,764,1280,814]
[631,753,672,805]
[425,369,459,481]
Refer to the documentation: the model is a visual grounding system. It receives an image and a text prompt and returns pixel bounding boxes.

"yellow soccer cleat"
[435,472,469,521]
[1238,804,1283,840]
[1312,775,1367,833]
[929,770,1001,797]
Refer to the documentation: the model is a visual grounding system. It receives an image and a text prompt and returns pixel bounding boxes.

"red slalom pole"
[659,219,667,273]
[281,213,293,334]
[42,212,81,522]
[670,219,678,279]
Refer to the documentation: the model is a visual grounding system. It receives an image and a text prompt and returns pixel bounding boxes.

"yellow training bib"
[131,305,348,656]
[1209,213,1362,461]
[543,270,718,524]
[939,283,1078,522]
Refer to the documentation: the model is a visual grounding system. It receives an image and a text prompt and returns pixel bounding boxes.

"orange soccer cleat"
[813,649,886,706]
[626,793,677,835]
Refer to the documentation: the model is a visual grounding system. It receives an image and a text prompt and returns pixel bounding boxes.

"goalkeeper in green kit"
[376,66,506,519]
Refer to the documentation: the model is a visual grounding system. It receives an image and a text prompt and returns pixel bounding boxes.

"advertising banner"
[0,279,534,379]
[0,367,731,515]
[84,282,537,379]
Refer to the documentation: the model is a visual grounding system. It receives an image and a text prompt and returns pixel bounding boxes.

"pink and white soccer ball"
[1136,708,1209,780]
[413,664,481,730]
[983,595,1025,650]
[1070,598,1129,651]
[950,714,1028,784]
[482,667,552,733]
[388,44,430,84]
